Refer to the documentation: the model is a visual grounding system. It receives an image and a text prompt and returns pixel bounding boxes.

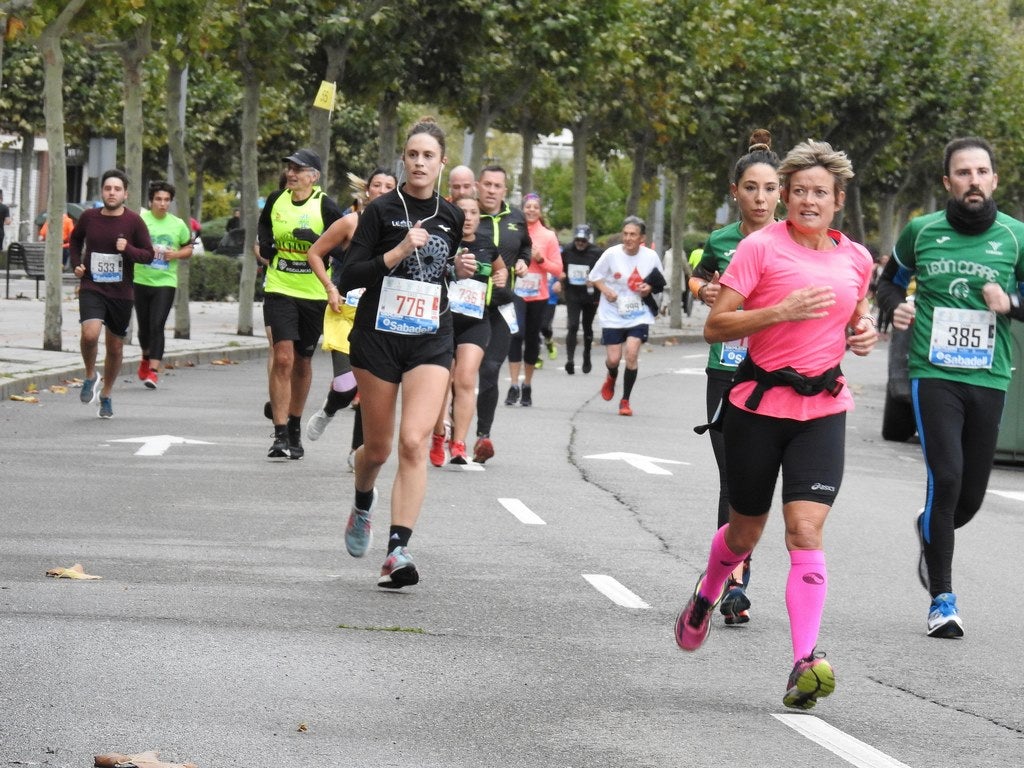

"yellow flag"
[313,81,336,111]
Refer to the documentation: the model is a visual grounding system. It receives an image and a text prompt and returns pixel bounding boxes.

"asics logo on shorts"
[802,572,825,585]
[810,482,835,493]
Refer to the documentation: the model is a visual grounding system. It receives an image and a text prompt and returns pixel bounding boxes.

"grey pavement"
[0,269,708,400]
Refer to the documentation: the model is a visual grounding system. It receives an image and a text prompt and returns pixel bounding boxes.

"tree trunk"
[669,170,689,330]
[377,89,400,170]
[626,132,651,217]
[121,19,152,210]
[469,99,492,173]
[310,44,348,186]
[38,0,90,351]
[18,128,34,242]
[878,191,897,257]
[571,120,588,229]
[167,56,192,339]
[236,77,260,336]
[519,127,536,196]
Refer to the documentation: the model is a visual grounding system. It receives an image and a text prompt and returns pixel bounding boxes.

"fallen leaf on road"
[94,750,198,768]
[46,563,102,580]
[49,384,69,394]
[10,394,39,403]
[210,359,237,366]
[297,722,308,732]
[25,382,38,393]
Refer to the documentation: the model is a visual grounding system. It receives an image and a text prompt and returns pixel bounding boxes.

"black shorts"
[349,325,454,384]
[453,313,491,350]
[601,325,649,345]
[79,290,133,338]
[263,292,326,358]
[723,407,846,516]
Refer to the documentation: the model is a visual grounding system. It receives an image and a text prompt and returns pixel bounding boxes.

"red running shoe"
[618,399,632,416]
[429,432,447,467]
[601,374,615,401]
[137,360,150,381]
[472,436,494,464]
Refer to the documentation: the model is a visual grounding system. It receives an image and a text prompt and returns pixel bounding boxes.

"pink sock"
[786,549,827,662]
[699,525,750,602]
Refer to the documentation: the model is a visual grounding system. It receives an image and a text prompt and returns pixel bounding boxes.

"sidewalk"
[0,275,268,400]
[0,272,708,400]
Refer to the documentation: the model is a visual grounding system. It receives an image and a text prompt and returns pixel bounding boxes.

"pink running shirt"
[720,220,873,421]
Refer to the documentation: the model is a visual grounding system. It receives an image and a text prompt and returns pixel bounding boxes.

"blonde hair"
[779,139,854,193]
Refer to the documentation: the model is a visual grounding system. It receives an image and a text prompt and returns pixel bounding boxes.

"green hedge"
[189,252,242,301]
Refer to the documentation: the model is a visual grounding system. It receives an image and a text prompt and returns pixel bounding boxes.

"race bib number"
[719,338,748,367]
[929,307,995,369]
[567,263,589,286]
[498,302,519,333]
[345,287,365,307]
[450,278,486,319]
[514,271,542,298]
[91,252,123,283]
[616,293,644,320]
[375,276,440,335]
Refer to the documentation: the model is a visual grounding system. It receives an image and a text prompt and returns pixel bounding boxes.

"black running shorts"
[723,407,846,516]
[263,292,326,358]
[349,326,454,384]
[79,290,133,338]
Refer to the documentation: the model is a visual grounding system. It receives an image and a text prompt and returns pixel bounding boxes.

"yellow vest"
[264,189,327,300]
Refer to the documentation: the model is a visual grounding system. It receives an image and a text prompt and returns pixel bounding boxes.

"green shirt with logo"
[135,209,191,288]
[698,221,744,372]
[893,210,1024,390]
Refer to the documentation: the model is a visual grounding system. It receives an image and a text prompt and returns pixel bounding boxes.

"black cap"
[574,224,592,241]
[282,148,322,173]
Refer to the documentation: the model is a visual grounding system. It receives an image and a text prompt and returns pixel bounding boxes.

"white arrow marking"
[988,489,1024,502]
[583,574,650,609]
[584,452,688,475]
[110,435,214,456]
[773,714,911,768]
[498,498,545,525]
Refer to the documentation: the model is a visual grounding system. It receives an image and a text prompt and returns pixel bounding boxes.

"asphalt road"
[1,340,1022,767]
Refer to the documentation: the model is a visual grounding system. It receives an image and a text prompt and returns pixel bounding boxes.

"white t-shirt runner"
[588,244,663,328]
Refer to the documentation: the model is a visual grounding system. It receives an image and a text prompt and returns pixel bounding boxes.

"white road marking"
[498,498,546,525]
[988,489,1024,502]
[459,463,485,472]
[585,452,688,475]
[582,574,650,609]
[110,434,213,456]
[671,368,708,375]
[773,714,912,768]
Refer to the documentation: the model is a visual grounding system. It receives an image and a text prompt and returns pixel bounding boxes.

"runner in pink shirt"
[675,140,878,711]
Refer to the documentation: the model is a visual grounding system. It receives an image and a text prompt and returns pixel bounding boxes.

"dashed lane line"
[498,498,546,525]
[582,574,650,609]
[774,714,912,768]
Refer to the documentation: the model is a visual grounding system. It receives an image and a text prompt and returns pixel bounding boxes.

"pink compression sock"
[698,525,750,602]
[786,549,827,663]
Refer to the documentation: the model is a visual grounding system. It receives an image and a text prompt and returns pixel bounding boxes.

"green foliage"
[534,157,638,238]
[188,252,242,300]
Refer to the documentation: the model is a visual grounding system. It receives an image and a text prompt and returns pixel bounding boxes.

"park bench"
[5,242,48,299]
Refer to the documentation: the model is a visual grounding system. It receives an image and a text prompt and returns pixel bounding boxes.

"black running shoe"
[521,384,532,407]
[267,436,289,460]
[504,385,520,406]
[288,426,304,460]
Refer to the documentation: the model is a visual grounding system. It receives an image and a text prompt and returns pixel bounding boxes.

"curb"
[1,343,268,401]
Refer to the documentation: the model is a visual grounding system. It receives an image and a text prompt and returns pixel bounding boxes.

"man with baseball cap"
[257,148,344,460]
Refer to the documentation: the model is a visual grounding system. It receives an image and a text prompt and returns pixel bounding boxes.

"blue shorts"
[601,325,648,345]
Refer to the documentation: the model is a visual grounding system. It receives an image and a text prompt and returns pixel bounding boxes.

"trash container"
[995,320,1024,462]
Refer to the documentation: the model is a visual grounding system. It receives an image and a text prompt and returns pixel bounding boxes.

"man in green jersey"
[134,181,193,389]
[877,137,1024,639]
